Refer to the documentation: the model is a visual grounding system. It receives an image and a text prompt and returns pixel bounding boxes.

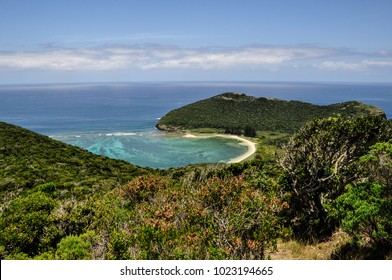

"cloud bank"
[0,45,391,77]
[316,60,392,71]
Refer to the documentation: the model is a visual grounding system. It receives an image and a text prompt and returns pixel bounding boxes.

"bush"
[55,235,92,260]
[331,183,391,246]
[279,116,391,240]
[331,140,392,248]
[116,164,286,260]
[0,192,58,257]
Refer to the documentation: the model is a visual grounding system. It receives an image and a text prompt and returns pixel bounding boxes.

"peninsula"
[156,92,385,134]
[156,92,385,163]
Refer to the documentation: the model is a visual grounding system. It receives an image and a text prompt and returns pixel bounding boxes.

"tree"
[244,126,257,137]
[224,127,242,135]
[279,116,391,239]
[331,140,392,249]
[359,140,392,186]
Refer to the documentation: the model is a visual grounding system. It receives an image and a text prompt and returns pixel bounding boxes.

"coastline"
[183,133,257,163]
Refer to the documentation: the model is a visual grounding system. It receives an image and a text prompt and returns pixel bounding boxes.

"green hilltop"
[156,92,386,134]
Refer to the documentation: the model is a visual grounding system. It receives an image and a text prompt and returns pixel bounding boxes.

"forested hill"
[156,92,386,133]
[0,121,151,198]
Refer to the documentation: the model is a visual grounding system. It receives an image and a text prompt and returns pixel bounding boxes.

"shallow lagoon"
[53,130,248,168]
[1,82,391,168]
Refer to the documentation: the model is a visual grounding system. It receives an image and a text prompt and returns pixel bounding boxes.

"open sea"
[1,82,392,168]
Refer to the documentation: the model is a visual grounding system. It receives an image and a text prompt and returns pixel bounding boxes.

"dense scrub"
[0,161,287,259]
[105,163,286,259]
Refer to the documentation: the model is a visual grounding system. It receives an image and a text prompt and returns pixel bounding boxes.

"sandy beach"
[183,133,257,163]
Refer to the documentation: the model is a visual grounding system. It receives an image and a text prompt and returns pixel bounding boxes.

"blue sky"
[1,0,392,84]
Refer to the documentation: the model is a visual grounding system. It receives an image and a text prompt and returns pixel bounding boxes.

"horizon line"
[1,80,392,87]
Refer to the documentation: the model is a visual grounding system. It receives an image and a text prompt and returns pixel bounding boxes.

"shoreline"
[183,133,257,163]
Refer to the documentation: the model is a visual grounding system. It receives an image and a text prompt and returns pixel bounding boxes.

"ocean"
[1,82,391,168]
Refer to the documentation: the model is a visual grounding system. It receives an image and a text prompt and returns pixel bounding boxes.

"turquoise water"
[53,130,247,168]
[1,82,391,168]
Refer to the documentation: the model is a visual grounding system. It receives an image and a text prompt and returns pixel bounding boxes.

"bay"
[0,82,391,168]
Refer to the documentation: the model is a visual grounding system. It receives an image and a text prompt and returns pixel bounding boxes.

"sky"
[0,0,392,84]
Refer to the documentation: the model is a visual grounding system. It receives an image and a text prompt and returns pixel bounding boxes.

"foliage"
[106,162,287,260]
[332,183,391,246]
[0,192,58,257]
[55,234,92,260]
[0,122,152,201]
[244,126,257,137]
[224,126,257,137]
[157,92,385,134]
[224,126,242,135]
[279,116,392,240]
[359,140,392,186]
[0,122,151,259]
[330,141,392,249]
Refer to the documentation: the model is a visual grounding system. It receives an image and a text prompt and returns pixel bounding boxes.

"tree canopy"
[157,92,385,134]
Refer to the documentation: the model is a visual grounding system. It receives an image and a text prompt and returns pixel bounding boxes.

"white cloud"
[1,45,391,74]
[316,61,366,71]
[0,49,129,71]
[316,59,392,71]
[141,47,293,70]
[363,60,392,67]
[0,45,336,71]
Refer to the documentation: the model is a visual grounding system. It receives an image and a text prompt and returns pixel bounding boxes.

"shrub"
[331,183,391,246]
[0,192,57,257]
[55,235,92,260]
[330,140,392,248]
[118,166,285,259]
[279,116,391,240]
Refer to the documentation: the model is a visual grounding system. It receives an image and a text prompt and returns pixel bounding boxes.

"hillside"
[0,122,151,200]
[156,92,386,134]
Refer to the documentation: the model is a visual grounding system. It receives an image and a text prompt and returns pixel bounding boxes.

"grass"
[185,128,224,134]
[269,229,352,260]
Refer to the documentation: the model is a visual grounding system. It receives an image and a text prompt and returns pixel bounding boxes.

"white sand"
[183,133,257,163]
[183,133,197,138]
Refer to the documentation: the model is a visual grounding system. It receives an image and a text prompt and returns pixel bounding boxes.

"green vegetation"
[156,92,385,134]
[105,165,285,259]
[279,116,392,239]
[0,122,286,259]
[0,121,151,199]
[1,94,391,259]
[331,141,392,255]
[277,115,392,259]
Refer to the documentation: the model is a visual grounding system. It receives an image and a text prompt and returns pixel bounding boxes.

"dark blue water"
[1,82,391,168]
